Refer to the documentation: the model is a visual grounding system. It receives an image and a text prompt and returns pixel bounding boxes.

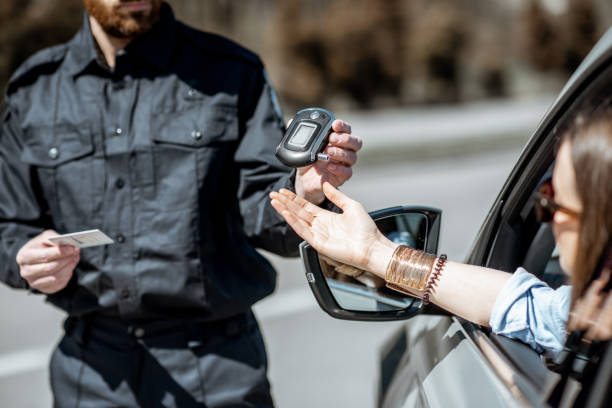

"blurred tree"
[405,0,468,103]
[521,0,564,71]
[0,0,83,94]
[563,0,598,73]
[1,0,611,108]
[273,0,405,109]
[168,0,237,38]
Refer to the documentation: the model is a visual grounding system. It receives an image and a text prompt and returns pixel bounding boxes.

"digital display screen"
[289,122,317,148]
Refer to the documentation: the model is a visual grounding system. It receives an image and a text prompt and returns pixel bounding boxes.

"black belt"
[64,312,255,348]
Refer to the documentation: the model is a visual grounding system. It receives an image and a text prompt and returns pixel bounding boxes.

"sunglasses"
[534,177,581,223]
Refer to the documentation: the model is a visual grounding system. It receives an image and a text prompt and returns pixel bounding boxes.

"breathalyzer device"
[275,107,335,168]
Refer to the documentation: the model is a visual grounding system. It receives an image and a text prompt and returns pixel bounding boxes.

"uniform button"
[133,327,145,338]
[187,88,196,97]
[115,179,125,189]
[191,130,202,140]
[120,288,130,299]
[48,147,59,159]
[114,127,123,136]
[116,234,126,243]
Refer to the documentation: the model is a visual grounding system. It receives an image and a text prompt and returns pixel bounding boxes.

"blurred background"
[1,0,612,108]
[1,1,612,407]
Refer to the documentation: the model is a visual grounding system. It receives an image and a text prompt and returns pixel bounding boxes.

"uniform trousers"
[50,311,273,408]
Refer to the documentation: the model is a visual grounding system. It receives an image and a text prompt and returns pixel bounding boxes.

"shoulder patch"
[177,22,262,68]
[7,44,68,95]
[264,69,285,131]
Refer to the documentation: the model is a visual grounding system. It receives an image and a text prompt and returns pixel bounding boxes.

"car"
[299,27,612,408]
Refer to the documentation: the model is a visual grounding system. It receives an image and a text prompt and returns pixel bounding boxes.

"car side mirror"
[299,206,442,321]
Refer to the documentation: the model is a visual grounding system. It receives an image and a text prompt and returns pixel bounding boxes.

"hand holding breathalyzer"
[279,108,362,205]
[276,108,336,167]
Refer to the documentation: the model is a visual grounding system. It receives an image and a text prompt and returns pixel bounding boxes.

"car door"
[379,27,612,408]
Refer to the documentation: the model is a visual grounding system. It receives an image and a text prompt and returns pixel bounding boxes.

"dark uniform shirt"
[0,4,301,321]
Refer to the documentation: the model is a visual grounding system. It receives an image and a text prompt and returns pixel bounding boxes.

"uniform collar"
[65,12,102,76]
[65,2,176,76]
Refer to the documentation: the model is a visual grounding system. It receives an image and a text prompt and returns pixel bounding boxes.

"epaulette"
[6,44,68,96]
[177,22,263,69]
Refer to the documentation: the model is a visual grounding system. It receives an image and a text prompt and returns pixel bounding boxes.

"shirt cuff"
[489,267,571,353]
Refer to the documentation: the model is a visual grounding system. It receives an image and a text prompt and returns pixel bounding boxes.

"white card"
[48,229,114,248]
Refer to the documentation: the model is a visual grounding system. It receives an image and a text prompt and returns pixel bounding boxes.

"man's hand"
[16,230,80,294]
[294,119,362,204]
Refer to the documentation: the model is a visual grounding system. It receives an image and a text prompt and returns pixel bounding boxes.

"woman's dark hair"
[563,109,612,300]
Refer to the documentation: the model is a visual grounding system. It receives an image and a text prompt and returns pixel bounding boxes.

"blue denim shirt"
[489,268,572,353]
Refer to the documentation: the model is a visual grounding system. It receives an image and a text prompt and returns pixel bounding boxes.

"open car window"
[484,59,612,277]
[470,36,612,405]
[520,163,568,288]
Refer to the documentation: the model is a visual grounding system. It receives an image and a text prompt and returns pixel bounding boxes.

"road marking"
[253,286,317,321]
[0,346,52,378]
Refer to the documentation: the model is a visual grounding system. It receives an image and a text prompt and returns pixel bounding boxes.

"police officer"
[0,1,362,406]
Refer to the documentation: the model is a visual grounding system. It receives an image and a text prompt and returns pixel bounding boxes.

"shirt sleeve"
[233,68,302,256]
[0,101,47,289]
[489,267,572,353]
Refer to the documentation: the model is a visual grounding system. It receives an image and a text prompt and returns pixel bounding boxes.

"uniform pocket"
[148,103,238,212]
[21,124,94,167]
[152,103,238,147]
[20,123,98,231]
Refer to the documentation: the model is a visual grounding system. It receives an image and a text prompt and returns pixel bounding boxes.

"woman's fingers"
[589,292,612,340]
[570,294,604,332]
[270,199,316,244]
[281,209,316,243]
[570,269,612,333]
[589,269,610,294]
[322,182,351,210]
[272,189,318,224]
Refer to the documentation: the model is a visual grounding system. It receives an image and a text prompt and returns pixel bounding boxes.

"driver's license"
[48,229,114,248]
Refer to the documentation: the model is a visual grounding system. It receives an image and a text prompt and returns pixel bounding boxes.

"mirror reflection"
[320,212,428,312]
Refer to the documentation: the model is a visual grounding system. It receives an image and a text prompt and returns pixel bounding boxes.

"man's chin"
[85,0,162,40]
[105,17,154,39]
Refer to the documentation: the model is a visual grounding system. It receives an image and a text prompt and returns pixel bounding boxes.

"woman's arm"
[270,183,511,326]
[432,261,511,326]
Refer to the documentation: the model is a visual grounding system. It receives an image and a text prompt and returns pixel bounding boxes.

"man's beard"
[83,0,163,39]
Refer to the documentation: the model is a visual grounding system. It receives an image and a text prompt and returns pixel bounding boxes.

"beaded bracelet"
[422,254,447,305]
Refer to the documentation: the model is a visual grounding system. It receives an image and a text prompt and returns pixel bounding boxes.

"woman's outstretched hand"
[271,183,515,327]
[269,182,396,275]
